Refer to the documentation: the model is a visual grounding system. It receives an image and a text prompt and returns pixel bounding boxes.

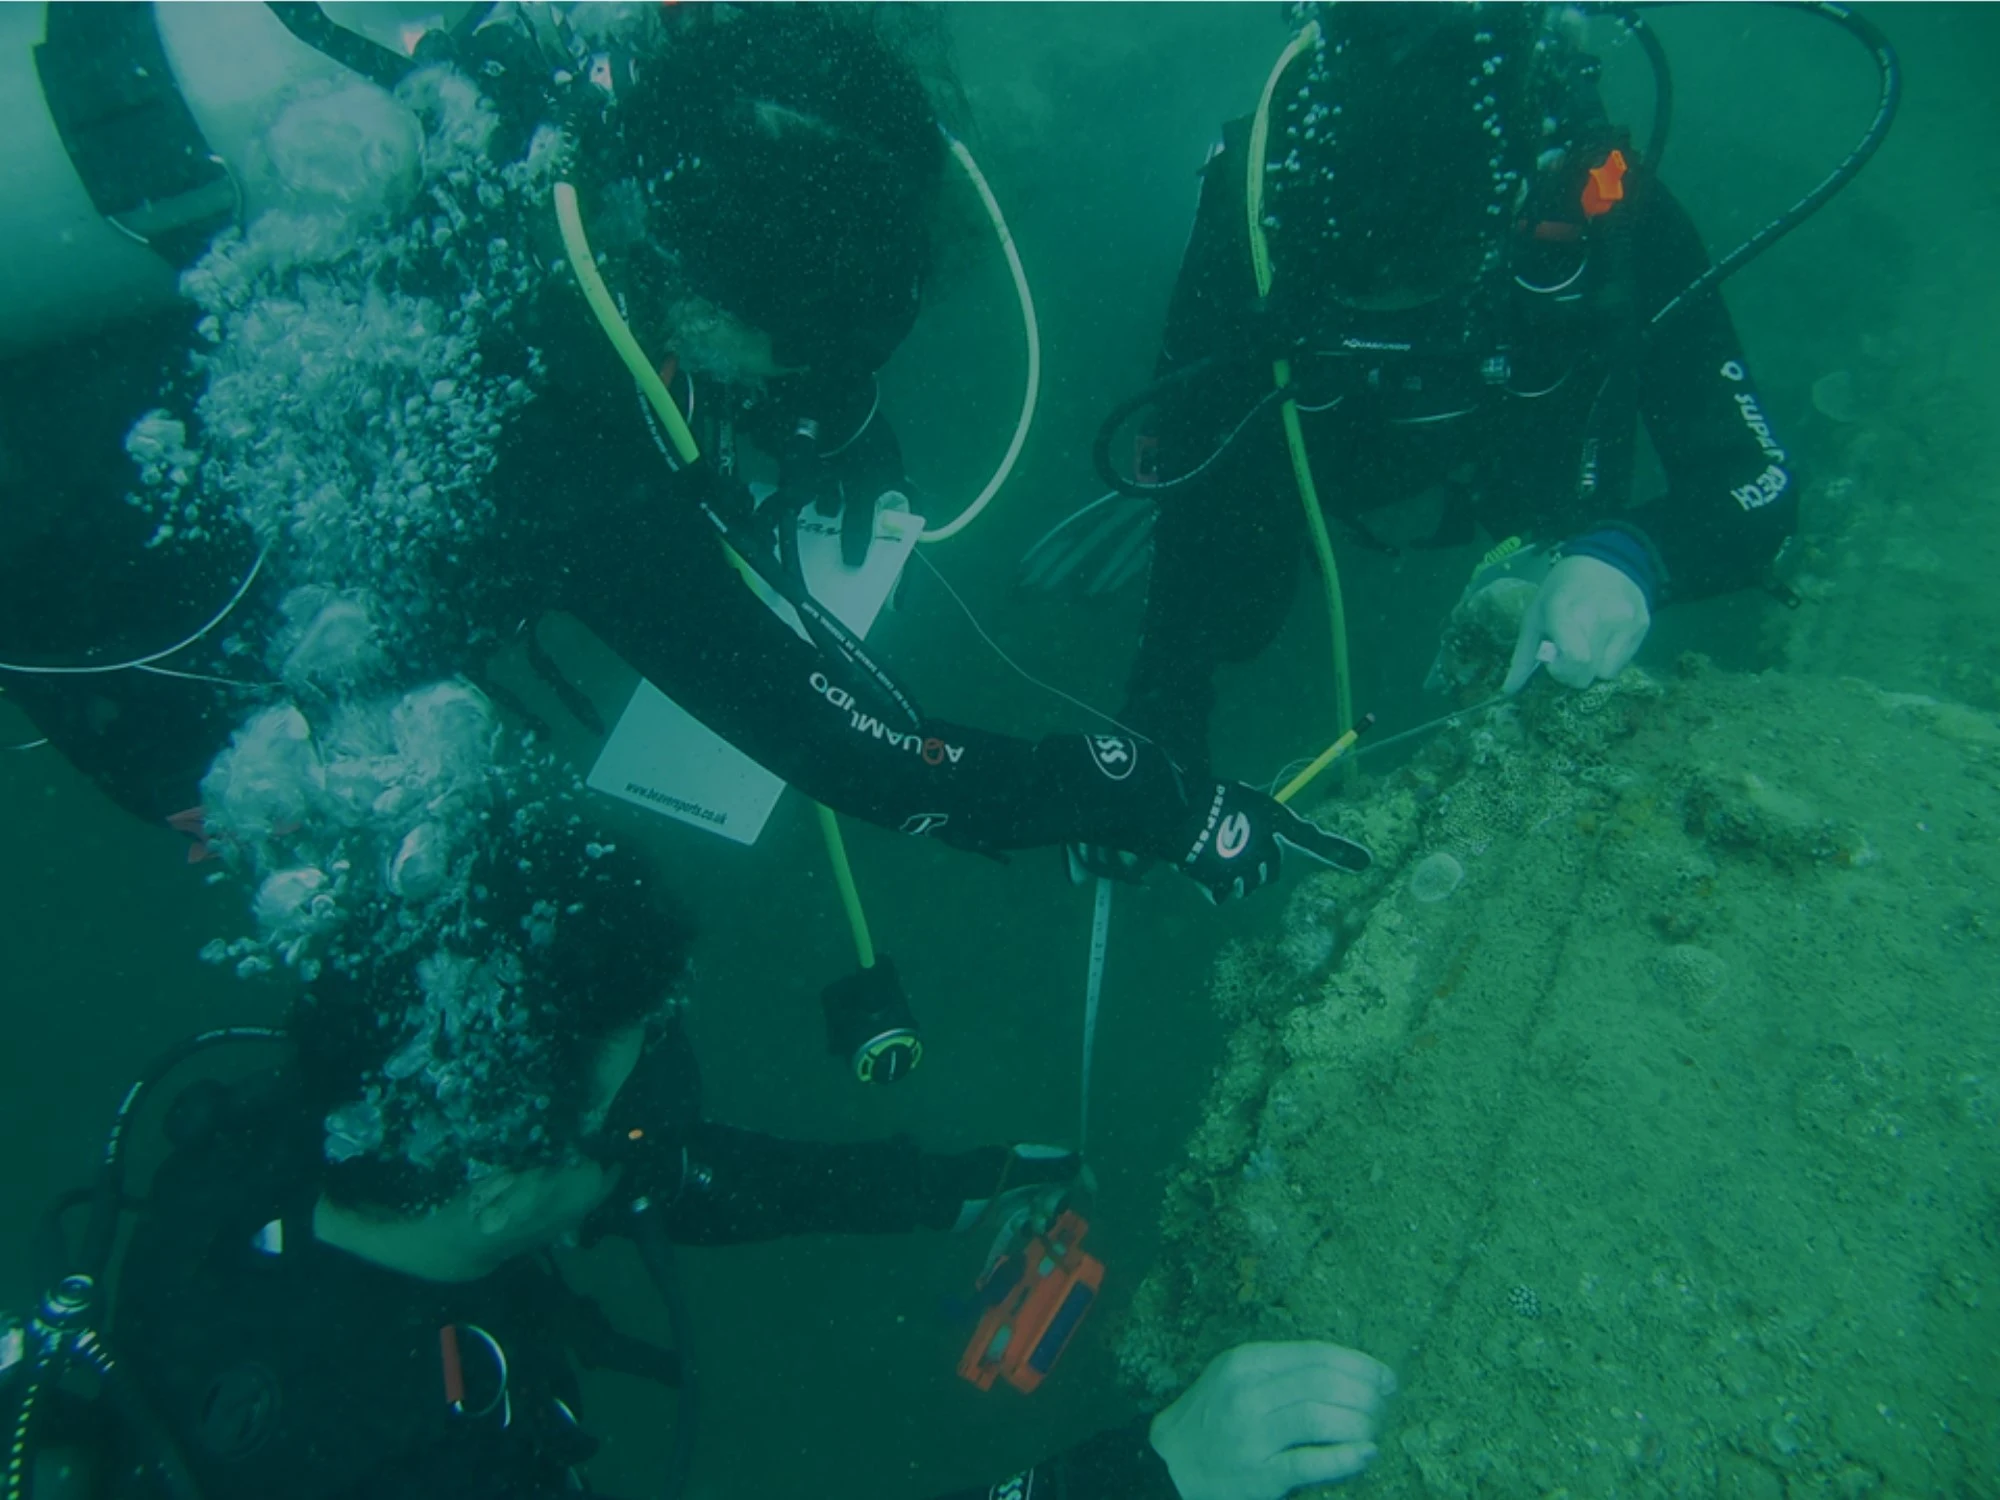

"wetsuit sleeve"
[1609,176,1798,601]
[654,1125,1003,1245]
[926,1416,1180,1500]
[1128,459,1301,771]
[1122,129,1301,769]
[562,481,1194,857]
[507,283,1201,858]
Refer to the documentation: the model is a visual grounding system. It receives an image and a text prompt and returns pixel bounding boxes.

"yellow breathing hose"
[817,803,877,969]
[921,134,1042,544]
[554,183,701,467]
[554,180,876,969]
[815,816,873,971]
[1245,21,1355,747]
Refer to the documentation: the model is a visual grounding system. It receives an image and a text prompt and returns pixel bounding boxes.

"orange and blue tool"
[956,1210,1104,1394]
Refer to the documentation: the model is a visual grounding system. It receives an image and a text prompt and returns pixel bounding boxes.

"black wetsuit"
[489,285,1186,858]
[84,1032,1175,1500]
[0,276,1188,865]
[1122,122,1800,764]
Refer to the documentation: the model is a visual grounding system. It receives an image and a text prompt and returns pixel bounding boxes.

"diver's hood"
[613,10,945,382]
[641,109,926,377]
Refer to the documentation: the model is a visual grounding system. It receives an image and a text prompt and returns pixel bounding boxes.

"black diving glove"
[775,417,843,522]
[760,374,910,568]
[1050,733,1372,903]
[1166,779,1373,903]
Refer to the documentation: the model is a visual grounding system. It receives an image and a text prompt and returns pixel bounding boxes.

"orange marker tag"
[1581,149,1628,217]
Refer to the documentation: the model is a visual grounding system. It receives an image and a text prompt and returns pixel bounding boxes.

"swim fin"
[1015,492,1155,602]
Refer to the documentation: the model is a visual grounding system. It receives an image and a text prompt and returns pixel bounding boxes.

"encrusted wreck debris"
[1122,662,2000,1499]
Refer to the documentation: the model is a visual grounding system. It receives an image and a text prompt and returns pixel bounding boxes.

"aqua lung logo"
[900,812,949,837]
[1087,735,1137,780]
[811,672,964,765]
[1216,812,1252,860]
[988,1473,1036,1500]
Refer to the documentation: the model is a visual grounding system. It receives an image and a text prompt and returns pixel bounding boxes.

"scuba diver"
[0,1,1368,905]
[1054,1,1895,790]
[2,839,1394,1500]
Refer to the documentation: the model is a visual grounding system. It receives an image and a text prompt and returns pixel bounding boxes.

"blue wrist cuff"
[1562,526,1661,611]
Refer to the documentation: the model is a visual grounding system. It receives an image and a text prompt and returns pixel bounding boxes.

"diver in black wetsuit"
[1091,3,1804,775]
[0,4,1367,906]
[5,843,1392,1500]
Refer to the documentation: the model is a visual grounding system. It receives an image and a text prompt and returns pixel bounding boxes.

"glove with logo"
[1169,779,1372,904]
[1056,733,1372,903]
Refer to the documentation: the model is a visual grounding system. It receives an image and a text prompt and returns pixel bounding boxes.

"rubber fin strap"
[553,181,873,974]
[35,2,238,266]
[1246,21,1354,744]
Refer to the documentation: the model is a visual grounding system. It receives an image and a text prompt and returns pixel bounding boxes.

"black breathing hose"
[1092,356,1260,499]
[1615,7,1675,171]
[1617,0,1902,336]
